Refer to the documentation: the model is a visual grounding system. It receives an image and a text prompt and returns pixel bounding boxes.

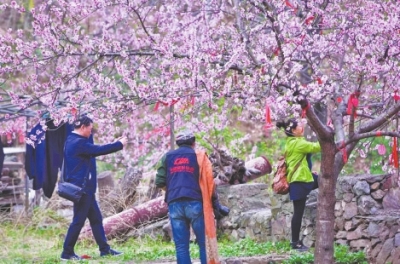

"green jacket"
[285,137,321,183]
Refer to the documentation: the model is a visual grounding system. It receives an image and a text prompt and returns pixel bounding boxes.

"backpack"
[272,156,289,195]
[272,154,306,195]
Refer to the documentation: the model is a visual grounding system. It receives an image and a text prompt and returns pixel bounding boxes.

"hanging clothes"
[25,120,74,198]
[43,121,73,198]
[25,122,47,191]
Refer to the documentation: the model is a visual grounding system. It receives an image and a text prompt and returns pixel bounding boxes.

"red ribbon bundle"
[347,93,359,117]
[263,105,273,130]
[391,137,399,168]
[301,102,310,118]
[394,91,400,102]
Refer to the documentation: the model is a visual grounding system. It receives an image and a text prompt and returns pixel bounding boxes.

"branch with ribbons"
[347,92,360,118]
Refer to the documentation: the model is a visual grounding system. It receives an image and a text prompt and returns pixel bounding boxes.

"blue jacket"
[155,145,202,203]
[25,121,73,197]
[64,133,123,194]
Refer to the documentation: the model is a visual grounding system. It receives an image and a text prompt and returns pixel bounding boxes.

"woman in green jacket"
[276,118,321,251]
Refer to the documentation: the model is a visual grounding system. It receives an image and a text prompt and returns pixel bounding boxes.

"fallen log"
[80,196,168,240]
[210,149,272,185]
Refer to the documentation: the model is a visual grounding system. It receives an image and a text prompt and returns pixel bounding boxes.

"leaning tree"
[1,0,400,262]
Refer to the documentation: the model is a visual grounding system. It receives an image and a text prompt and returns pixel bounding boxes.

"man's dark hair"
[175,129,195,146]
[176,137,195,146]
[73,115,93,129]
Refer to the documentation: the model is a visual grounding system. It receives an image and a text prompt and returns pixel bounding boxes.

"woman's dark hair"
[276,118,298,137]
[73,115,93,129]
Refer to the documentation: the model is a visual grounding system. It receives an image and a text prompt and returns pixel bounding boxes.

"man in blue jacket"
[61,115,127,260]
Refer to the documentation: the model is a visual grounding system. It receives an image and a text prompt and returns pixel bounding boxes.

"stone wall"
[216,183,272,241]
[217,174,400,264]
[331,174,400,264]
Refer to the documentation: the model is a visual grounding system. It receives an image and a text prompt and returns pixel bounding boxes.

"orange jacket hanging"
[196,150,220,264]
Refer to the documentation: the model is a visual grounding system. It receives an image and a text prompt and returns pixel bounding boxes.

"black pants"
[63,193,110,255]
[291,198,307,242]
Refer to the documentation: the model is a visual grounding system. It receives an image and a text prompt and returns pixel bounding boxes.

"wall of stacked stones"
[331,174,400,264]
[217,174,400,264]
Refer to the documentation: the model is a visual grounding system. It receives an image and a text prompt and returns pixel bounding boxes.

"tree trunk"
[314,141,338,263]
[79,196,168,240]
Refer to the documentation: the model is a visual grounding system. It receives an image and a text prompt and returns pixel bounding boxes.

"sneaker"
[100,248,123,257]
[291,241,309,252]
[60,253,83,260]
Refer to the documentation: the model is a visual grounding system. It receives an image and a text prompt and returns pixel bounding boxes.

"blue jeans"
[63,193,110,255]
[168,199,206,264]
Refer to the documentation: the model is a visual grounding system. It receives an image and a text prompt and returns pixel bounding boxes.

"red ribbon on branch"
[391,137,399,168]
[393,91,400,102]
[284,0,298,12]
[263,104,273,130]
[301,102,310,118]
[154,98,181,111]
[305,16,315,25]
[347,93,359,118]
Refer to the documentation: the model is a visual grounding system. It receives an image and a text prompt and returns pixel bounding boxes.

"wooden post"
[25,117,29,216]
[169,104,175,151]
[25,174,29,215]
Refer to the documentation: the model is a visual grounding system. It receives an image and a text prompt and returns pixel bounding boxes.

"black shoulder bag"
[57,150,90,203]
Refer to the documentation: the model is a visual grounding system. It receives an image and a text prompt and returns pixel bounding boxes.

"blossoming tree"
[1,0,400,262]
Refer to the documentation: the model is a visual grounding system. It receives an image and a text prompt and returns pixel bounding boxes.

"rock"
[334,202,343,217]
[343,202,358,219]
[381,174,398,189]
[367,222,380,238]
[357,195,380,215]
[349,239,370,250]
[379,227,390,242]
[370,243,383,260]
[271,215,290,241]
[371,189,385,200]
[343,193,354,202]
[370,182,381,191]
[335,231,347,239]
[334,217,344,231]
[395,233,400,247]
[335,239,347,246]
[344,220,355,231]
[382,187,400,210]
[346,224,366,240]
[390,247,400,264]
[353,181,370,196]
[376,238,394,264]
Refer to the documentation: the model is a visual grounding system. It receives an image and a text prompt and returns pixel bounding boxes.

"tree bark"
[79,196,168,240]
[314,140,337,263]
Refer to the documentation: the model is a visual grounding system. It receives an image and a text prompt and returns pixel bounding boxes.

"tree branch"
[358,102,400,133]
[345,131,400,145]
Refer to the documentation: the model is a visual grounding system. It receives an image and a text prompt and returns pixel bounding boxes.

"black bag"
[212,194,230,220]
[57,182,84,203]
[57,150,89,203]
